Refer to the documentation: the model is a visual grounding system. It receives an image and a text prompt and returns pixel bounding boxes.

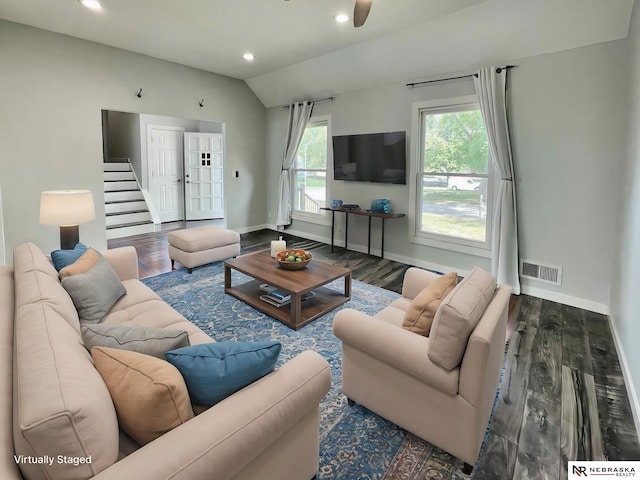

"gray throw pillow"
[61,256,126,323]
[82,324,190,359]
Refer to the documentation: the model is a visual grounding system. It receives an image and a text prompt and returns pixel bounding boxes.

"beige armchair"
[333,267,511,473]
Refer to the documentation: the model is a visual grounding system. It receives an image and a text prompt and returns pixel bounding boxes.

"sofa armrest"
[92,350,331,480]
[333,308,459,395]
[401,267,441,300]
[102,247,139,281]
[459,285,511,407]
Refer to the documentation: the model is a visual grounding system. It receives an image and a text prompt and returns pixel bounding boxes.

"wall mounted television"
[332,131,407,184]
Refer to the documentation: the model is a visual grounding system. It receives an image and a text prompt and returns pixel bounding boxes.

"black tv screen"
[332,131,406,184]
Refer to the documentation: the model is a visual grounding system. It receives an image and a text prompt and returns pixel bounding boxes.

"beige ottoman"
[168,226,241,273]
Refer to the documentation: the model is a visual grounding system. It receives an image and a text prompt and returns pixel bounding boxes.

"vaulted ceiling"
[0,0,634,107]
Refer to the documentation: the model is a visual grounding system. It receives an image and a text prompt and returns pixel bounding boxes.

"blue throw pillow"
[165,341,281,406]
[51,242,87,271]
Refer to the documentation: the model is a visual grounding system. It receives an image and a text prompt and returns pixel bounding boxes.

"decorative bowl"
[275,249,312,270]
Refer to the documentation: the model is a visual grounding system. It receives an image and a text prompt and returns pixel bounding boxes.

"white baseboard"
[235,223,270,235]
[607,314,640,442]
[520,285,609,315]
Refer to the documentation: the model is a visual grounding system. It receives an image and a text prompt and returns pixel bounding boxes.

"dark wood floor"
[108,222,640,479]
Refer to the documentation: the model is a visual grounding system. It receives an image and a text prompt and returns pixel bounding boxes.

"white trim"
[233,223,270,235]
[291,210,332,226]
[607,314,640,440]
[520,284,609,315]
[409,95,493,254]
[408,232,492,258]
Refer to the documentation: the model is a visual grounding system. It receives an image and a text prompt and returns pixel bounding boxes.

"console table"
[321,208,405,259]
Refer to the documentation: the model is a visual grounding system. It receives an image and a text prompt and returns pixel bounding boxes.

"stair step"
[105,191,144,202]
[105,180,138,192]
[105,200,148,214]
[106,207,148,216]
[104,163,132,172]
[105,210,149,217]
[106,211,152,227]
[104,171,135,182]
[106,220,153,230]
[106,222,157,240]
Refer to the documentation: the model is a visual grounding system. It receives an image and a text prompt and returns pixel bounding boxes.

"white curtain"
[474,67,520,294]
[276,101,314,228]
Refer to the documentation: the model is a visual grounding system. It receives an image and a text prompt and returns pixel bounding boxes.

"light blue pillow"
[165,341,281,406]
[51,242,87,271]
[61,256,126,323]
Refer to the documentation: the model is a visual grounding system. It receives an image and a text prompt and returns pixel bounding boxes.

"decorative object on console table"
[39,190,96,250]
[370,199,391,214]
[331,199,343,209]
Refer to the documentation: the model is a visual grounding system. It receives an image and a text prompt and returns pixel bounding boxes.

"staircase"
[104,162,157,239]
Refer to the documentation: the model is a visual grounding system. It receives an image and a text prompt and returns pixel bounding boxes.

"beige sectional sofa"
[333,267,511,471]
[1,242,331,480]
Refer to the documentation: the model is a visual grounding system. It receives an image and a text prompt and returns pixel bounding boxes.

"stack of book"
[259,284,315,308]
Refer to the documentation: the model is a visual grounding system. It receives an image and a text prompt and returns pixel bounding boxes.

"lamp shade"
[40,190,96,226]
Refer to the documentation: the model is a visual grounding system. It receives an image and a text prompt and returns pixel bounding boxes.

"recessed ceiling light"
[79,0,102,10]
[334,13,349,23]
[242,52,255,61]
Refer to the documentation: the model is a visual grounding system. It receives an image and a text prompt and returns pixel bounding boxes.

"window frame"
[291,115,332,226]
[408,96,493,257]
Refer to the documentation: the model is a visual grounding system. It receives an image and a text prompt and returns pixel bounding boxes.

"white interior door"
[184,132,224,220]
[149,127,184,222]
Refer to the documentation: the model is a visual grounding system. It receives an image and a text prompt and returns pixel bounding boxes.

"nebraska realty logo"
[569,462,640,478]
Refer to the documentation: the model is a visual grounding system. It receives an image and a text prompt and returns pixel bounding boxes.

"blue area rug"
[142,262,473,479]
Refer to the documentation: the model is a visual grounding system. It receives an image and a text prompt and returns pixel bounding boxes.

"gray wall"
[266,40,628,314]
[0,20,267,262]
[611,0,640,428]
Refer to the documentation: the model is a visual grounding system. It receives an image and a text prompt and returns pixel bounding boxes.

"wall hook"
[199,99,205,107]
[136,88,143,98]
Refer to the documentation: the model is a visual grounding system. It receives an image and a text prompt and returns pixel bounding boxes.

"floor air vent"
[520,260,562,286]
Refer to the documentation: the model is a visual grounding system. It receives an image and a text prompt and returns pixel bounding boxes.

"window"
[292,116,331,222]
[411,97,492,253]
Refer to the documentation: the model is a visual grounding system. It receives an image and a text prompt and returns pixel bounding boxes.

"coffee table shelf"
[224,250,352,330]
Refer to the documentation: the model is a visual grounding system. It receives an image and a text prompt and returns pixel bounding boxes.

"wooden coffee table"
[224,250,352,330]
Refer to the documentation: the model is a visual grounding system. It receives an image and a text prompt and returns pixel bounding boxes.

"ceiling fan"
[353,0,373,28]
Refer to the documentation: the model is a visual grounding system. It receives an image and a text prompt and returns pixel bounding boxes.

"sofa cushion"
[103,279,214,345]
[402,272,457,336]
[92,346,194,445]
[61,256,127,323]
[428,267,497,371]
[59,247,101,279]
[165,341,281,406]
[81,323,190,359]
[13,302,119,480]
[51,242,87,271]
[13,242,81,334]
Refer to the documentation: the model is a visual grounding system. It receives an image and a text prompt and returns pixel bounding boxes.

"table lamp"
[39,190,96,250]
